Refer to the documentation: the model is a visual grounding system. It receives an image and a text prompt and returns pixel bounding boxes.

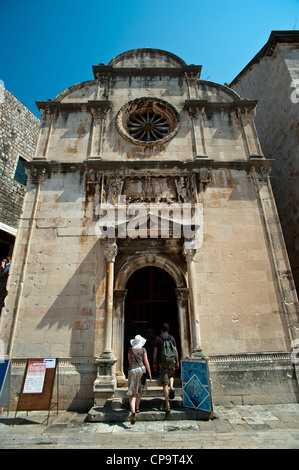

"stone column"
[93,241,118,406]
[196,106,208,158]
[237,106,264,159]
[89,102,110,159]
[113,289,127,386]
[175,287,191,358]
[34,106,56,159]
[185,71,203,160]
[103,241,118,353]
[90,109,104,158]
[183,242,204,356]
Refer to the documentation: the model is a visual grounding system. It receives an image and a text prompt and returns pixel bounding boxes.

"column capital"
[91,106,109,122]
[104,241,118,263]
[174,287,189,302]
[25,166,47,184]
[113,289,128,302]
[183,242,197,262]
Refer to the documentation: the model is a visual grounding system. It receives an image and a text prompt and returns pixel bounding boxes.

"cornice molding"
[24,158,274,174]
[92,64,202,79]
[185,99,258,111]
[35,99,111,113]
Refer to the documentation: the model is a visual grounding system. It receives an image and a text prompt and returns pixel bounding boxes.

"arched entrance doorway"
[123,266,180,375]
[113,254,190,385]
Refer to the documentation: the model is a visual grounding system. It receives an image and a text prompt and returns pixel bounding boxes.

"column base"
[191,349,209,360]
[93,352,117,406]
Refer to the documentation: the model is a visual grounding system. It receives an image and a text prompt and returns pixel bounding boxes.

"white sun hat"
[130,335,147,347]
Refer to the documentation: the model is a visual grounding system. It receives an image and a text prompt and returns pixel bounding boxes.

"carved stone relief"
[86,172,202,206]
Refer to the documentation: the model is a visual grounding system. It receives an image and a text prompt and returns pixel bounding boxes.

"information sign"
[181,358,213,412]
[14,358,58,424]
[23,361,46,394]
[0,359,11,409]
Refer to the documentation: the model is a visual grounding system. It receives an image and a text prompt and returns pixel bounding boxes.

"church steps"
[87,407,214,422]
[87,385,216,422]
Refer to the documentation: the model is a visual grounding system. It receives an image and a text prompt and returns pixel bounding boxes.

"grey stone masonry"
[0,86,40,229]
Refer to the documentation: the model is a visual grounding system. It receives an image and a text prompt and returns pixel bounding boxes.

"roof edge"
[107,48,187,67]
[230,30,299,87]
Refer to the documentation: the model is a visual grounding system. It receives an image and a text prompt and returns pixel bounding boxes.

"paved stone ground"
[0,404,299,450]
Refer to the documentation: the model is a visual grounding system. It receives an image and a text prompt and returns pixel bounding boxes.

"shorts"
[159,362,175,386]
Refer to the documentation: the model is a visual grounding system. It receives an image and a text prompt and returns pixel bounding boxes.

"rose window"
[116,98,180,146]
[127,111,170,143]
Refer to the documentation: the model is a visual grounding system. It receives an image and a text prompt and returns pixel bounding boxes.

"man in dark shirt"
[153,323,179,413]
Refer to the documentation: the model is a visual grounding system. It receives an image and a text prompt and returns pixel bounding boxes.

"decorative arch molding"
[53,79,96,102]
[114,253,187,290]
[108,48,187,68]
[198,80,242,102]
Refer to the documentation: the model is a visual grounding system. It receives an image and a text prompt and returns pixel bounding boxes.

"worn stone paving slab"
[1,405,299,449]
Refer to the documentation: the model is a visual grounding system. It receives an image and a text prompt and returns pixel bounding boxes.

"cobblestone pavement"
[0,404,299,450]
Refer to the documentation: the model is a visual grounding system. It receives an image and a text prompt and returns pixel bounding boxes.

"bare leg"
[169,377,174,391]
[163,384,170,411]
[136,391,142,411]
[129,395,136,413]
[129,395,136,424]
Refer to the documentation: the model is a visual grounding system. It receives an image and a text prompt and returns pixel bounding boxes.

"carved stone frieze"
[86,172,203,205]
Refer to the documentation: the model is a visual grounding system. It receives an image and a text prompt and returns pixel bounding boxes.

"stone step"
[114,386,183,399]
[87,406,216,422]
[106,396,184,410]
[87,386,217,422]
[119,378,181,387]
[88,378,217,422]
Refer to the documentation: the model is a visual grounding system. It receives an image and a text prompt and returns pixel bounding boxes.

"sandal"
[136,408,140,413]
[164,407,171,414]
[130,412,136,425]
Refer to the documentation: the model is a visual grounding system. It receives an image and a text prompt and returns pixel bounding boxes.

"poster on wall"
[0,359,11,409]
[181,358,213,412]
[23,361,47,394]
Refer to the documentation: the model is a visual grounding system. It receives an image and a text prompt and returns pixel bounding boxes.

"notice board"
[0,359,11,409]
[181,358,213,412]
[16,358,58,412]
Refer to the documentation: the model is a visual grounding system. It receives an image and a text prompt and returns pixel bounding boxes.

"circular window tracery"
[127,111,170,142]
[116,98,180,146]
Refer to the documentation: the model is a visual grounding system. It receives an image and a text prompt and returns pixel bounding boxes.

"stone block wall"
[0,86,40,229]
[231,43,299,295]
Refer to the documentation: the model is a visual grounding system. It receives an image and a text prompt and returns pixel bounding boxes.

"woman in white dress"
[127,334,152,424]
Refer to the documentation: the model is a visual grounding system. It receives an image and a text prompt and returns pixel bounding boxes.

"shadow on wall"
[35,237,105,411]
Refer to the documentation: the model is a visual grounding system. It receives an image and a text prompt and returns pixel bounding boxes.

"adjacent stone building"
[0,84,40,311]
[1,49,298,411]
[230,31,299,296]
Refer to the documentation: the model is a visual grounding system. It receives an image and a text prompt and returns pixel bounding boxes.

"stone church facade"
[1,49,298,411]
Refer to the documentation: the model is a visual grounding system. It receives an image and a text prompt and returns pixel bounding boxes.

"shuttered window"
[14,157,27,185]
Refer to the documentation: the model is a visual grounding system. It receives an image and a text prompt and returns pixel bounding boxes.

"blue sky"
[1,0,298,118]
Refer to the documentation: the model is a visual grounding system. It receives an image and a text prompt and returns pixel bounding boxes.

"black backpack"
[160,334,176,365]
